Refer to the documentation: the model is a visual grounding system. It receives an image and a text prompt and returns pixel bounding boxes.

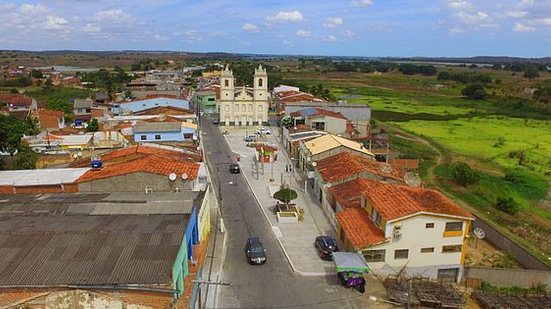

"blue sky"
[0,0,550,57]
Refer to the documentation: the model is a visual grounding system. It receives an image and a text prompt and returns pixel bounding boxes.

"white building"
[218,65,269,126]
[332,178,473,282]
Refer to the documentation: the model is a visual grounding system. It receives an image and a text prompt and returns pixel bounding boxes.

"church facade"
[219,65,269,126]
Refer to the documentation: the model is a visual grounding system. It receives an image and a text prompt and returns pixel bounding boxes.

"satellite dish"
[473,227,486,239]
[181,173,189,180]
[380,163,392,174]
[72,153,78,159]
[404,172,422,187]
[168,173,177,181]
[77,151,83,157]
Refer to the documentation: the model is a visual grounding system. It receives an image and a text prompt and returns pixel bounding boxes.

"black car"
[212,119,220,125]
[245,237,267,265]
[315,236,338,260]
[229,163,240,174]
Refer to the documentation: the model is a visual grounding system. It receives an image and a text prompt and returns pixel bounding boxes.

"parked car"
[244,135,257,142]
[212,119,220,125]
[229,163,240,174]
[315,236,339,260]
[245,237,267,265]
[256,127,271,135]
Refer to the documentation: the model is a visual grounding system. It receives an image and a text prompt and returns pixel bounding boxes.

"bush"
[452,162,480,187]
[462,83,487,100]
[496,196,520,215]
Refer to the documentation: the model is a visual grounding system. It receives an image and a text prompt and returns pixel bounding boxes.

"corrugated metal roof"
[134,121,182,133]
[0,193,197,286]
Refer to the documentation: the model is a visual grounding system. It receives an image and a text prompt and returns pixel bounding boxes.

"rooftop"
[134,121,182,133]
[134,105,194,116]
[0,94,33,107]
[335,208,386,250]
[302,134,374,157]
[77,155,200,182]
[331,178,472,222]
[0,168,90,186]
[316,152,404,183]
[290,107,347,120]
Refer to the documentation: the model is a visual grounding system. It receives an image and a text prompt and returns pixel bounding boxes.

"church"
[219,64,269,126]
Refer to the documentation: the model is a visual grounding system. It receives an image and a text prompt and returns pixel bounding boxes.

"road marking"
[272,226,283,238]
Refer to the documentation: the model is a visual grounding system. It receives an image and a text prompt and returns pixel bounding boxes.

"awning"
[333,252,370,273]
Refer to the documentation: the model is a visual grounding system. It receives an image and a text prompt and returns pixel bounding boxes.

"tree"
[437,71,450,81]
[44,78,53,90]
[10,143,37,170]
[280,116,293,128]
[31,69,43,79]
[523,66,540,79]
[273,187,298,206]
[495,197,520,215]
[452,162,480,187]
[462,83,487,100]
[0,114,27,155]
[124,89,133,99]
[25,116,40,135]
[86,119,99,132]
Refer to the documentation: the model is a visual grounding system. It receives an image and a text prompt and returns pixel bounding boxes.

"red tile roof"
[35,108,64,129]
[388,158,420,170]
[77,155,200,182]
[336,208,386,250]
[144,94,179,99]
[316,152,404,183]
[290,107,347,120]
[0,94,33,107]
[134,106,194,116]
[331,178,472,221]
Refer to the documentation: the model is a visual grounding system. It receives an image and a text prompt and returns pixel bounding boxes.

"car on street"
[256,127,271,135]
[245,237,267,265]
[212,119,220,125]
[244,135,257,142]
[229,163,240,174]
[315,236,338,260]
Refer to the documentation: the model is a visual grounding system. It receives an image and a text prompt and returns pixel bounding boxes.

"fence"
[472,214,551,271]
[463,266,551,288]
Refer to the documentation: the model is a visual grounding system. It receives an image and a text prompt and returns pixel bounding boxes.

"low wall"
[464,266,551,288]
[473,214,551,271]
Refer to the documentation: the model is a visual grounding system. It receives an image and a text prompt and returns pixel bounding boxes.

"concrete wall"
[78,172,193,193]
[305,116,347,135]
[463,266,551,288]
[197,186,212,242]
[473,214,551,270]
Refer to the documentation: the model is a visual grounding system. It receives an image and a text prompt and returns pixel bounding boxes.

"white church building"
[219,65,269,126]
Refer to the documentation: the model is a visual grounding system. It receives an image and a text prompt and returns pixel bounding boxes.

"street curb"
[214,229,228,309]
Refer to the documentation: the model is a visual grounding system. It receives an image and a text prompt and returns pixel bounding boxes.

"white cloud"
[343,29,356,37]
[241,23,259,32]
[295,29,311,37]
[82,23,101,33]
[446,0,471,10]
[45,16,69,30]
[184,29,203,42]
[505,11,528,18]
[513,22,535,32]
[349,0,373,7]
[19,4,49,16]
[323,17,343,28]
[92,9,131,23]
[533,18,551,26]
[323,35,336,42]
[449,26,465,34]
[153,34,168,41]
[266,10,303,24]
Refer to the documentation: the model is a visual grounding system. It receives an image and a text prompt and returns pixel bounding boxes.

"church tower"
[220,65,234,101]
[253,64,268,101]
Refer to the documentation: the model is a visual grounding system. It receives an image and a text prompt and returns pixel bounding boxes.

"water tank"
[91,157,103,169]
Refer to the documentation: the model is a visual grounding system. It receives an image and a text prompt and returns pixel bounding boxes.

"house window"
[442,245,462,253]
[155,134,161,140]
[140,135,147,141]
[183,133,193,139]
[258,78,263,87]
[394,249,409,259]
[426,223,435,229]
[370,208,382,227]
[208,98,215,102]
[421,247,435,253]
[445,222,463,232]
[224,79,229,87]
[363,249,385,262]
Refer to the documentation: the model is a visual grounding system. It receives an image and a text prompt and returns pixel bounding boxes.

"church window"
[225,106,229,112]
[258,106,263,112]
[235,105,239,112]
[249,104,253,111]
[224,79,229,87]
[242,104,246,112]
[258,78,263,87]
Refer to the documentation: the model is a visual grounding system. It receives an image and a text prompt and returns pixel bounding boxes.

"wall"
[197,187,212,242]
[306,116,347,135]
[120,98,189,114]
[364,215,469,280]
[463,266,551,288]
[36,154,73,168]
[0,183,79,195]
[134,131,185,142]
[78,172,193,192]
[472,214,551,270]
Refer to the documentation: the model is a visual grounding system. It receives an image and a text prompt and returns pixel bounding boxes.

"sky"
[0,0,550,57]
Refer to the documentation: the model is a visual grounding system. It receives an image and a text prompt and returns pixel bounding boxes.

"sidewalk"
[222,126,339,276]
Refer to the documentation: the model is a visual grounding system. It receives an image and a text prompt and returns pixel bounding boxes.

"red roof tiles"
[0,94,33,107]
[316,152,404,183]
[331,178,472,221]
[336,208,386,250]
[134,106,194,116]
[77,155,200,182]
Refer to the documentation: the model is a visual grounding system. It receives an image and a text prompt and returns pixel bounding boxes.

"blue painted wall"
[134,130,184,142]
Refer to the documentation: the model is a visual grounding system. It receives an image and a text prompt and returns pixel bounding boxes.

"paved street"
[201,117,389,309]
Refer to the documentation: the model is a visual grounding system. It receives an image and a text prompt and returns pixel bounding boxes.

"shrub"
[496,196,520,215]
[452,162,480,187]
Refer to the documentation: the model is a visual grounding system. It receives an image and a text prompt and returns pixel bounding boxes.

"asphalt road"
[201,116,374,309]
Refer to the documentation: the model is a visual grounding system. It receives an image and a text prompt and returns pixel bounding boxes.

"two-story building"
[331,178,473,282]
[73,98,93,125]
[134,121,197,143]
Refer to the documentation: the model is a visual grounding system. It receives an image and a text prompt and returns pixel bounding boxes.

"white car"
[256,127,271,135]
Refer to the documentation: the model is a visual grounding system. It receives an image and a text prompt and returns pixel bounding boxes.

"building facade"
[219,65,269,126]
